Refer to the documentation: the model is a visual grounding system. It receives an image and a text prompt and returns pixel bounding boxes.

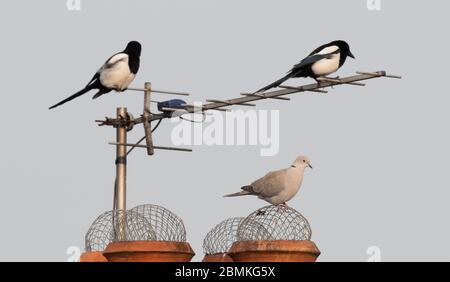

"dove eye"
[303,160,306,162]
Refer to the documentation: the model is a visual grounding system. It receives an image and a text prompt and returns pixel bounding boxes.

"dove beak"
[307,162,313,169]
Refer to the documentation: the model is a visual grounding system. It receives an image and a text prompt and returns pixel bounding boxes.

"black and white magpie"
[49,41,141,109]
[254,40,355,93]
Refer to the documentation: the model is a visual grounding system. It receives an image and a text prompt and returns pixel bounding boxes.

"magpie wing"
[85,52,128,87]
[307,43,339,56]
[85,72,100,88]
[291,53,334,72]
[288,48,340,76]
[102,52,128,70]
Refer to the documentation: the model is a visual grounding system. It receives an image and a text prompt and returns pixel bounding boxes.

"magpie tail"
[92,88,111,99]
[253,73,294,94]
[49,84,96,109]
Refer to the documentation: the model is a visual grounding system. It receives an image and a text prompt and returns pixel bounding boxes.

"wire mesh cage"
[203,217,244,255]
[237,205,312,241]
[130,204,187,242]
[85,209,156,252]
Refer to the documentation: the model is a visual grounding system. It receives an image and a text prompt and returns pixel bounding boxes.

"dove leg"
[276,203,289,211]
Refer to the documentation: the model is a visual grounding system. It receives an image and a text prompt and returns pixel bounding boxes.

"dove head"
[292,156,313,170]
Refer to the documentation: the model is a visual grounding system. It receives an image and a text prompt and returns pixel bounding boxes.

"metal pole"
[143,82,154,155]
[115,107,127,240]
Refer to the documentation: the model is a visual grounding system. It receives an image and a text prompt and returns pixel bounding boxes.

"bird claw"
[276,203,289,212]
[329,76,339,88]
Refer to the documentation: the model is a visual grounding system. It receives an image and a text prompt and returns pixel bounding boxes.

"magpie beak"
[349,51,356,59]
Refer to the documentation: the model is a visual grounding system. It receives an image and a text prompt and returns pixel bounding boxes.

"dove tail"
[223,191,252,197]
[223,185,255,197]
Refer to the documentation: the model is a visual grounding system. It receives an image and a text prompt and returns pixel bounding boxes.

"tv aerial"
[95,70,401,239]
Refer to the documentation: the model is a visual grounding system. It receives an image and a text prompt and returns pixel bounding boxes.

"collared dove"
[224,156,312,206]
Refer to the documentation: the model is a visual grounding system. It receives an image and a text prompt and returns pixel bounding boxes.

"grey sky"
[0,0,449,261]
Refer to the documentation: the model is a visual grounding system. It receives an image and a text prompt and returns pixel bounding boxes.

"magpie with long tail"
[254,40,355,93]
[49,41,141,109]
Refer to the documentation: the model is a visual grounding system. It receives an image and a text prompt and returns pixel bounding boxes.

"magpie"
[49,41,141,109]
[254,40,355,93]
